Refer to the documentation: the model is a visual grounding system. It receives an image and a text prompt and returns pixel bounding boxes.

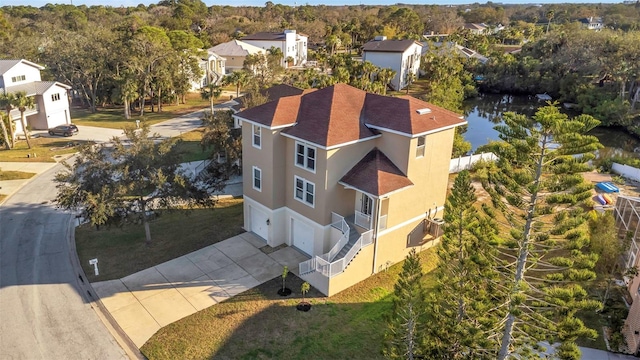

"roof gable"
[0,59,45,75]
[282,84,377,147]
[209,40,264,57]
[340,148,414,197]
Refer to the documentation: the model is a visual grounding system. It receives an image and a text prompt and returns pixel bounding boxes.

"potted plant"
[296,281,312,312]
[278,266,291,296]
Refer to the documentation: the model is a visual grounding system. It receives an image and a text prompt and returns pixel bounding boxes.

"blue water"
[462,94,640,156]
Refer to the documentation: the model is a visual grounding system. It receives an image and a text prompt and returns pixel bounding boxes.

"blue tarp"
[596,182,620,193]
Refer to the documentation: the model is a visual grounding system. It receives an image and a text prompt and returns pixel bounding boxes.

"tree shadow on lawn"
[142,271,396,360]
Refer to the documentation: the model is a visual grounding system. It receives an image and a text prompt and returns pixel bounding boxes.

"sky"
[0,0,623,7]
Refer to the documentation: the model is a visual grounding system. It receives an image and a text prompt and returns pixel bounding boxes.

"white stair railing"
[299,229,374,278]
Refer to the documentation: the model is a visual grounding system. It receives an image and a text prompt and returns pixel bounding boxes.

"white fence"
[612,162,640,182]
[449,152,497,173]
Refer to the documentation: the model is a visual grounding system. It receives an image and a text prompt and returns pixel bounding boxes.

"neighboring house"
[580,17,604,30]
[208,40,264,73]
[192,50,226,90]
[464,23,488,35]
[0,59,72,136]
[234,83,466,296]
[617,196,640,355]
[242,30,308,67]
[362,37,422,91]
[421,41,488,64]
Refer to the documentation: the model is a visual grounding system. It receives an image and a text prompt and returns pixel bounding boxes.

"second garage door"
[291,218,314,256]
[250,207,269,241]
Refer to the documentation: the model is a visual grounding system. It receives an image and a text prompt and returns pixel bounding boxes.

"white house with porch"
[0,59,72,137]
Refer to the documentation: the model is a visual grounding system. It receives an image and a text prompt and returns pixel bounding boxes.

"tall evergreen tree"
[384,249,427,360]
[423,170,499,359]
[479,105,603,359]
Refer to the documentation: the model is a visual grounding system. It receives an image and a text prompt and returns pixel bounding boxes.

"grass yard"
[173,128,212,163]
[141,249,439,360]
[0,170,35,180]
[0,137,89,162]
[75,198,244,282]
[71,93,220,129]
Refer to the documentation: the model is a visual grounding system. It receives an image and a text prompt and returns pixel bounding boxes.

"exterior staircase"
[332,218,363,262]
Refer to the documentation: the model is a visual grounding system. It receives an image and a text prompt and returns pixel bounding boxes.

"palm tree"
[0,92,15,149]
[14,91,34,149]
[546,10,554,34]
[405,72,417,94]
[224,71,249,98]
[0,113,11,150]
[376,68,397,95]
[200,83,222,114]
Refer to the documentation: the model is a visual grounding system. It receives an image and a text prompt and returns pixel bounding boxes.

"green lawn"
[0,170,35,180]
[174,128,212,163]
[75,198,244,282]
[0,137,90,162]
[71,93,221,129]
[141,250,439,360]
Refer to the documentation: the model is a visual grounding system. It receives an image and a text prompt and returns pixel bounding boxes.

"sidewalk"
[0,161,59,204]
[92,232,308,347]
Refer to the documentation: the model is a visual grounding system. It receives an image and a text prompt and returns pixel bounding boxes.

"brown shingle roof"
[340,148,413,197]
[282,84,378,147]
[236,83,465,147]
[362,39,421,53]
[363,94,465,135]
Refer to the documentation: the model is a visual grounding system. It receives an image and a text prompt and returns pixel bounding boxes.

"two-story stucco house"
[242,30,308,68]
[0,59,72,137]
[234,83,466,296]
[362,37,422,91]
[208,40,264,74]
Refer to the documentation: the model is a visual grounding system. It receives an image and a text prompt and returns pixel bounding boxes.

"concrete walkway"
[92,232,308,347]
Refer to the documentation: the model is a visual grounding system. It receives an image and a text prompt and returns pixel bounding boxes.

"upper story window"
[252,166,262,191]
[51,93,61,101]
[416,136,426,157]
[252,124,261,149]
[11,75,26,83]
[294,176,315,207]
[295,141,316,172]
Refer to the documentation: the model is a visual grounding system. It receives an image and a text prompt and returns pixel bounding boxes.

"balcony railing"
[355,210,371,229]
[8,104,39,120]
[378,214,388,231]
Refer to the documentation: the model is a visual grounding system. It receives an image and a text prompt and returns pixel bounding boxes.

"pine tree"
[478,105,603,359]
[423,170,499,359]
[384,249,427,360]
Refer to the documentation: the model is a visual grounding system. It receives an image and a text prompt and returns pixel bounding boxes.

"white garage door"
[292,218,314,256]
[47,110,68,128]
[250,207,269,241]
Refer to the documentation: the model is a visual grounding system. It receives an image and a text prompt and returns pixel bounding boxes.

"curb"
[67,218,147,360]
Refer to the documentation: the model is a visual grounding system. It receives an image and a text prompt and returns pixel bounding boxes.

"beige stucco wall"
[223,56,246,72]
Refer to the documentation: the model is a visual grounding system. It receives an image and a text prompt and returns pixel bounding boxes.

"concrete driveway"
[32,125,124,143]
[92,232,308,347]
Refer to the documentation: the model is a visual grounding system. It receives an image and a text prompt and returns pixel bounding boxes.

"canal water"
[462,94,640,158]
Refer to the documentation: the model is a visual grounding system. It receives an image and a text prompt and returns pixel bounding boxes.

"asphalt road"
[0,162,127,359]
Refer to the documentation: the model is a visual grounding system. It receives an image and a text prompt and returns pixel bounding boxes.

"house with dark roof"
[242,30,308,68]
[362,36,423,91]
[234,83,466,295]
[0,59,72,137]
